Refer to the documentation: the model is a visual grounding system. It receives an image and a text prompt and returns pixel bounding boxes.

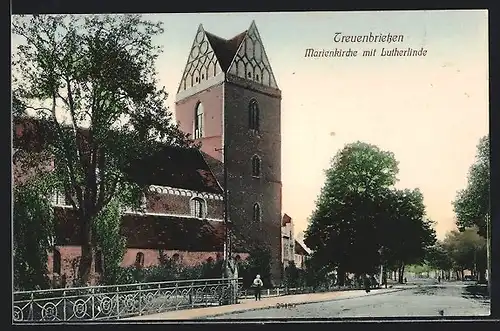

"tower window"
[135,252,145,268]
[194,102,204,139]
[253,203,261,222]
[251,155,261,177]
[248,99,260,131]
[190,197,206,218]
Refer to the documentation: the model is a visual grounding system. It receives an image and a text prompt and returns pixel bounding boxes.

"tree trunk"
[398,264,404,284]
[77,214,99,286]
[478,268,487,283]
[337,267,345,286]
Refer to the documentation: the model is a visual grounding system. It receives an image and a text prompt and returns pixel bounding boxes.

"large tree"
[442,228,487,282]
[379,189,436,283]
[12,14,194,285]
[453,136,490,236]
[304,142,399,285]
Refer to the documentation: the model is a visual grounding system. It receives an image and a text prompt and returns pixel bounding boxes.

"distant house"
[281,214,294,269]
[294,239,311,269]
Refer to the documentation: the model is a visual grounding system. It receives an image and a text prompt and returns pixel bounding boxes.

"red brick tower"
[175,21,283,285]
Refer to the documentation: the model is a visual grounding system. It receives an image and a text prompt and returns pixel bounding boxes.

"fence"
[13,277,241,322]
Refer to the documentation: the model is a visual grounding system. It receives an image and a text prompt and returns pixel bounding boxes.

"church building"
[175,21,283,284]
[13,21,283,287]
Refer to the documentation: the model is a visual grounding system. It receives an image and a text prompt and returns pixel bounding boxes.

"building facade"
[281,214,295,269]
[13,118,252,287]
[175,21,283,284]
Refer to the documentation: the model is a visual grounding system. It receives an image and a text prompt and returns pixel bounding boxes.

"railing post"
[116,287,120,319]
[91,287,95,320]
[190,282,194,308]
[29,292,34,321]
[63,290,67,321]
[138,285,142,316]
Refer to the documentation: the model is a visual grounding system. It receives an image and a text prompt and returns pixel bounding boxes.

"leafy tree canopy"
[12,14,195,285]
[453,135,489,236]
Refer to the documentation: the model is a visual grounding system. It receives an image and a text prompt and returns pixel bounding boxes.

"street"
[204,282,490,319]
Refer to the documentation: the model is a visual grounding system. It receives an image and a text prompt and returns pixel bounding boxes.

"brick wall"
[175,83,224,161]
[146,191,223,219]
[48,247,249,287]
[223,79,282,285]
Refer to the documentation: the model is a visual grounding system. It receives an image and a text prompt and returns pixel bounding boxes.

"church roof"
[13,116,222,195]
[54,208,255,252]
[124,146,223,195]
[205,30,247,72]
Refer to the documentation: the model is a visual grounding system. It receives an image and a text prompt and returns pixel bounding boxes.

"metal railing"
[13,277,241,322]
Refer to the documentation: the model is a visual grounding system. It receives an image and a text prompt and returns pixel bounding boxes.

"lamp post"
[215,145,236,304]
[378,246,385,287]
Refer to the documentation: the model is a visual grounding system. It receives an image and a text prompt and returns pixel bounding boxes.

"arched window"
[95,249,104,273]
[248,99,260,131]
[253,203,261,222]
[53,249,61,274]
[172,253,180,262]
[135,252,145,268]
[235,255,242,262]
[206,257,214,264]
[190,197,206,218]
[194,102,204,139]
[251,155,261,177]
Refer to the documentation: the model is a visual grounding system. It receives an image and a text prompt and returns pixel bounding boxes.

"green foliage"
[284,261,300,288]
[304,141,436,284]
[93,200,127,285]
[111,253,224,284]
[238,246,272,288]
[13,175,56,290]
[442,228,487,280]
[425,243,453,272]
[12,14,194,285]
[453,136,490,236]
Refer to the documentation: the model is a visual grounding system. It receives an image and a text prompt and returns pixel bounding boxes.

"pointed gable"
[177,24,224,94]
[227,21,279,89]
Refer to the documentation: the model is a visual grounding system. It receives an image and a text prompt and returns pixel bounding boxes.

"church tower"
[175,21,283,284]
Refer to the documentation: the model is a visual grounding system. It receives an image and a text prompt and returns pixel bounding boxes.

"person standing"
[252,274,263,301]
[363,274,371,293]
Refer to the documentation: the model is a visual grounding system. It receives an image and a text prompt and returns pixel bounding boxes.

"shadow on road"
[413,286,444,296]
[462,284,490,303]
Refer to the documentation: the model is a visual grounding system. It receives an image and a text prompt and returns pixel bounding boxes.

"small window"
[235,255,241,262]
[207,257,214,264]
[195,77,199,83]
[251,155,261,177]
[256,74,260,81]
[53,249,61,274]
[248,71,252,78]
[135,252,145,268]
[172,253,180,262]
[253,203,261,222]
[248,99,260,131]
[194,102,204,139]
[190,197,206,218]
[201,73,205,79]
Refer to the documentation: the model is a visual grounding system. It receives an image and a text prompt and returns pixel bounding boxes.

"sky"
[12,10,489,240]
[144,10,488,240]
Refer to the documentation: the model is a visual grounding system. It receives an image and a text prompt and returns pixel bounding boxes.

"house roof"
[205,30,247,73]
[282,213,292,227]
[295,239,311,255]
[54,208,254,252]
[13,116,222,195]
